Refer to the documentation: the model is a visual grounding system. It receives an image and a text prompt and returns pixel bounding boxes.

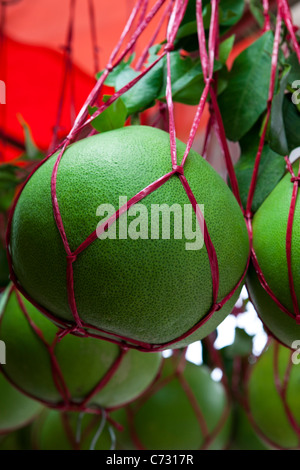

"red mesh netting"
[5,0,249,352]
[0,284,162,424]
[3,0,300,353]
[120,349,231,450]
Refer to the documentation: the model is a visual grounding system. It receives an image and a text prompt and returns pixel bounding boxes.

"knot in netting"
[164,43,174,53]
[67,253,77,263]
[291,176,300,185]
[172,164,184,175]
[214,302,222,312]
[106,63,114,73]
[56,324,88,342]
[243,209,253,221]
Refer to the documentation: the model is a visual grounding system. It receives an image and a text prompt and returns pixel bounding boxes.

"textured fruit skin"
[115,358,232,450]
[0,371,43,435]
[0,285,162,409]
[248,341,300,449]
[10,126,249,347]
[248,165,300,349]
[32,410,112,450]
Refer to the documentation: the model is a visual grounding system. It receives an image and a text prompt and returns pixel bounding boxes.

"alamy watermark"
[96,197,205,251]
[291,80,300,105]
[291,340,300,365]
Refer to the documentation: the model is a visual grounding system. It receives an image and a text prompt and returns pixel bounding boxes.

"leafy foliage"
[218,31,275,142]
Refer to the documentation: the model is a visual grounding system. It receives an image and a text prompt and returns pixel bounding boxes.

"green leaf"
[282,95,300,152]
[219,35,235,64]
[285,52,300,88]
[233,124,286,212]
[114,59,164,115]
[89,96,127,133]
[268,64,291,156]
[218,31,275,142]
[249,0,265,28]
[18,116,44,161]
[223,327,254,358]
[219,0,245,26]
[96,55,135,87]
[158,51,222,105]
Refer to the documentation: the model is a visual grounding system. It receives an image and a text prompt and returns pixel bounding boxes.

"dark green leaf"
[218,31,275,142]
[0,243,9,289]
[0,164,20,212]
[219,0,245,26]
[158,51,222,105]
[268,65,291,156]
[249,0,265,28]
[282,94,300,152]
[234,124,286,212]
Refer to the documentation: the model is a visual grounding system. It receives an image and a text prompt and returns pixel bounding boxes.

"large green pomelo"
[0,371,43,435]
[115,357,232,450]
[32,410,113,450]
[0,285,162,409]
[248,165,300,349]
[248,341,300,449]
[10,125,249,347]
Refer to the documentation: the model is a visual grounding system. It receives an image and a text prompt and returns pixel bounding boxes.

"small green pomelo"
[0,371,43,435]
[248,165,300,349]
[248,341,300,449]
[115,356,232,450]
[0,285,162,410]
[0,424,34,450]
[32,410,113,450]
[228,404,270,450]
[9,126,249,348]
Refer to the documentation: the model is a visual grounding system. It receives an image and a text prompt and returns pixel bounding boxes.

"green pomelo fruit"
[249,165,300,348]
[247,263,300,349]
[0,424,34,450]
[0,285,162,409]
[228,404,270,450]
[10,126,249,348]
[248,341,300,449]
[32,410,113,450]
[115,357,232,450]
[0,371,43,435]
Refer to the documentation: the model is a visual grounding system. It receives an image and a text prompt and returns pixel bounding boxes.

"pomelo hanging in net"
[0,284,162,411]
[32,409,114,450]
[247,162,300,349]
[115,355,232,450]
[247,340,300,450]
[0,371,43,435]
[8,125,249,349]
